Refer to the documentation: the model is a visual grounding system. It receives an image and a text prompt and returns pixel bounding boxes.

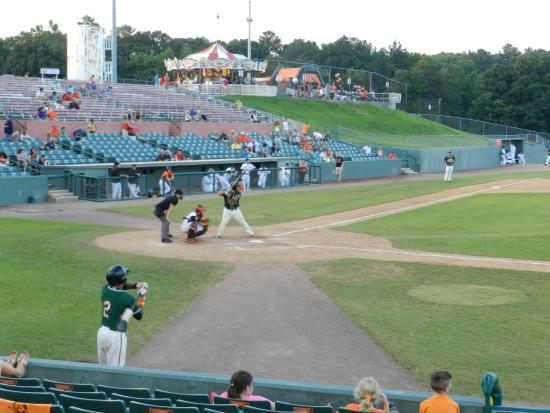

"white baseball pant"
[97,326,127,366]
[217,208,253,236]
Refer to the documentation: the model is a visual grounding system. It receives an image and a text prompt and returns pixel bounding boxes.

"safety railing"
[178,83,277,97]
[71,174,150,202]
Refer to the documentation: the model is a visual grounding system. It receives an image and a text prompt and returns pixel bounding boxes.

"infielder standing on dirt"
[217,182,254,238]
[98,265,148,367]
[443,151,456,182]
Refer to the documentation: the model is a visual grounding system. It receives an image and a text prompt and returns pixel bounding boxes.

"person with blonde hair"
[343,377,389,412]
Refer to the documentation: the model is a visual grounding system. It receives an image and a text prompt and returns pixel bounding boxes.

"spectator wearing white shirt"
[35,87,45,98]
[362,144,372,155]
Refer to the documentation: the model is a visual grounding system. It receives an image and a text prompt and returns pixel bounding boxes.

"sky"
[2,0,549,55]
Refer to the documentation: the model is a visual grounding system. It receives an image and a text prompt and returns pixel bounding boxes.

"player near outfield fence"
[97,265,148,367]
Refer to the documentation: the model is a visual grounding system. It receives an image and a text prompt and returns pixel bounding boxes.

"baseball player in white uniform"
[240,160,256,192]
[257,164,270,188]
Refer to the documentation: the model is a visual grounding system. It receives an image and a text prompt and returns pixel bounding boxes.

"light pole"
[246,0,253,59]
[112,0,117,83]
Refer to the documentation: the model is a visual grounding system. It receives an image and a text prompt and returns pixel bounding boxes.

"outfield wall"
[26,359,484,413]
[388,143,547,173]
[0,175,48,205]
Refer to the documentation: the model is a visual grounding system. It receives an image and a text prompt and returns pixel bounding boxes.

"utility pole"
[247,0,253,59]
[112,0,117,83]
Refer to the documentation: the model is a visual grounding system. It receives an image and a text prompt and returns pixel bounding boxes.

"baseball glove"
[200,217,209,228]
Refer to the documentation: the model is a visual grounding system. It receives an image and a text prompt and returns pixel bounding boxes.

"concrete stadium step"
[400,167,418,175]
[47,189,79,203]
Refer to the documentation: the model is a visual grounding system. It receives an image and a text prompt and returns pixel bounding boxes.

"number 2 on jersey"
[103,300,111,318]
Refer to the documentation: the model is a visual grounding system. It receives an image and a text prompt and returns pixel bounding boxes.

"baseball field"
[1,168,550,404]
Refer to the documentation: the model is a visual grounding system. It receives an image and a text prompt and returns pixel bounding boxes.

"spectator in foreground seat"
[0,351,30,377]
[343,377,389,412]
[217,370,274,409]
[419,371,459,413]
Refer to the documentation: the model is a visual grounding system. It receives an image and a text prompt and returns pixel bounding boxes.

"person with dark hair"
[218,370,274,409]
[97,264,148,367]
[419,371,459,413]
[216,182,254,239]
[110,162,123,199]
[154,189,183,243]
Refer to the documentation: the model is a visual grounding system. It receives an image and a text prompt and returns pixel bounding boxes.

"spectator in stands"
[217,370,274,409]
[302,121,310,135]
[3,116,13,139]
[419,371,459,413]
[50,91,58,102]
[110,161,123,199]
[163,73,170,89]
[175,148,185,161]
[189,108,197,121]
[200,111,209,122]
[362,144,372,155]
[219,131,229,144]
[158,148,173,161]
[68,100,80,110]
[250,112,258,123]
[37,106,47,120]
[282,118,289,133]
[0,351,29,378]
[343,377,389,412]
[0,151,9,168]
[35,87,45,98]
[88,119,97,135]
[47,105,58,119]
[43,135,56,151]
[49,125,61,139]
[377,147,384,158]
[183,110,192,122]
[16,148,29,171]
[121,115,132,138]
[60,126,67,139]
[103,81,113,95]
[235,99,243,111]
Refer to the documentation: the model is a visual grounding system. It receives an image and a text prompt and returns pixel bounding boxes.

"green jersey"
[223,191,241,210]
[100,284,139,330]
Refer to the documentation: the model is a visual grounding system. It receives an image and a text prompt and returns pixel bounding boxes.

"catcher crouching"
[181,204,209,243]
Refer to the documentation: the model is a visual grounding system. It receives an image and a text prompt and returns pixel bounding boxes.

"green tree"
[258,30,282,58]
[280,39,320,63]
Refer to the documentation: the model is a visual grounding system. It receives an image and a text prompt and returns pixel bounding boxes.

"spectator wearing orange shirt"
[175,148,185,161]
[49,125,61,138]
[302,122,310,135]
[419,371,459,413]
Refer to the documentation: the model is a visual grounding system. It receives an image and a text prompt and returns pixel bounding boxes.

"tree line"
[1,20,549,133]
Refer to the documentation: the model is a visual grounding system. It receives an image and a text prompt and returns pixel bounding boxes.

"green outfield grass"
[0,218,229,362]
[303,259,550,403]
[220,96,486,147]
[339,193,550,261]
[103,172,550,227]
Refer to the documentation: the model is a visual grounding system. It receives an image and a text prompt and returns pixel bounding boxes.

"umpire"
[154,189,183,243]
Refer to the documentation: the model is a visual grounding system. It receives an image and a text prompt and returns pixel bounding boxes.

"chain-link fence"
[418,114,550,145]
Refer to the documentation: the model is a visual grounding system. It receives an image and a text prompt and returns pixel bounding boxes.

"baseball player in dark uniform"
[217,182,254,238]
[97,265,148,367]
[443,151,456,182]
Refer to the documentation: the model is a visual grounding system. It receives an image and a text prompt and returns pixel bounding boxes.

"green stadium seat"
[110,393,172,406]
[154,390,209,404]
[0,377,41,386]
[243,406,288,413]
[204,408,231,413]
[275,401,333,413]
[0,383,45,392]
[50,389,108,399]
[96,384,150,398]
[129,401,199,413]
[176,400,239,413]
[67,407,104,413]
[214,396,271,410]
[43,379,95,392]
[0,387,57,404]
[58,394,126,413]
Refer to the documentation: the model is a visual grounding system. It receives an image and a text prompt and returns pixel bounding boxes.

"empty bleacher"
[0,75,253,122]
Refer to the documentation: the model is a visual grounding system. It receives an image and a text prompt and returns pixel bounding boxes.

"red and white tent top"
[187,43,237,61]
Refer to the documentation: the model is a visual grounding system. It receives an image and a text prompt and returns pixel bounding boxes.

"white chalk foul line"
[274,178,539,238]
[294,242,550,267]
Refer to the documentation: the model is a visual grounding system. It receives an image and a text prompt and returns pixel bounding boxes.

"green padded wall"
[0,176,48,205]
[26,359,484,413]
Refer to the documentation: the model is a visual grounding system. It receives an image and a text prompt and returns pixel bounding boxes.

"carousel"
[165,43,268,84]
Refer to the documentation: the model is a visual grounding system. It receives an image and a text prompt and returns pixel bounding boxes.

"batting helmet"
[106,264,129,285]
